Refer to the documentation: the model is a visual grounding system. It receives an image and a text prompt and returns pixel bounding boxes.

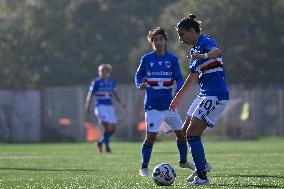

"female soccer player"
[169,14,229,186]
[85,64,125,153]
[135,27,195,177]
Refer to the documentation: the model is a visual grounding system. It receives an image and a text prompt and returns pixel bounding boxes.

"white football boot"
[179,160,195,170]
[191,176,210,186]
[139,168,149,177]
[187,162,212,182]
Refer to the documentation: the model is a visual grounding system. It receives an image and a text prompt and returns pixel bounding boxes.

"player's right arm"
[85,80,96,114]
[135,56,148,90]
[85,92,93,114]
[169,73,198,111]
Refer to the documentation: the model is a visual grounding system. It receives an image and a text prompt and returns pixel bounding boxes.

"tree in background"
[0,0,172,87]
[130,0,284,85]
[0,0,283,87]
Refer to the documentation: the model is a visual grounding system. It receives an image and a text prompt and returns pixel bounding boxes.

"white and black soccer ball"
[152,163,176,186]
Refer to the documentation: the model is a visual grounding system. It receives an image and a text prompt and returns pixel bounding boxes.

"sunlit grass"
[0,137,283,188]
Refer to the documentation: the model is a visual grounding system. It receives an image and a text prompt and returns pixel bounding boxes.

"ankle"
[141,164,148,169]
[197,169,207,180]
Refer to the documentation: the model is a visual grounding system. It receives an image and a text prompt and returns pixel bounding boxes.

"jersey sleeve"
[89,80,98,94]
[203,37,218,52]
[135,56,147,89]
[189,49,198,73]
[172,57,184,92]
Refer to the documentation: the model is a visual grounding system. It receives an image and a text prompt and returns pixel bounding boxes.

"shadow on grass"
[211,183,282,188]
[213,174,284,179]
[0,167,103,172]
[211,174,283,188]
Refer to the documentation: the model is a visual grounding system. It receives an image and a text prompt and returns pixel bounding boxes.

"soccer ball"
[152,163,176,186]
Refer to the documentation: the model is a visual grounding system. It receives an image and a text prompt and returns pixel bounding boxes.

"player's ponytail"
[188,14,197,20]
[176,13,201,33]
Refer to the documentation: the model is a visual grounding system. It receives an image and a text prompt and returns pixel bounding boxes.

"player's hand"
[85,106,91,114]
[121,103,127,109]
[138,82,148,90]
[191,52,203,61]
[169,96,180,112]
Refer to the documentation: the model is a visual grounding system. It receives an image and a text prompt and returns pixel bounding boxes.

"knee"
[110,126,116,133]
[176,132,186,142]
[145,135,156,145]
[187,136,201,142]
[186,125,202,138]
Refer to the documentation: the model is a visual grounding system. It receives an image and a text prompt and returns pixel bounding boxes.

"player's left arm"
[113,90,126,109]
[85,80,97,114]
[191,38,222,60]
[203,47,222,59]
[112,80,126,108]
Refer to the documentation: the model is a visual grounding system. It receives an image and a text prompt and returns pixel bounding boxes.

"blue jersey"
[135,51,184,111]
[88,77,116,106]
[189,34,229,100]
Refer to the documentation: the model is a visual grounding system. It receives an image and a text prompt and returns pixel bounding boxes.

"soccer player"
[135,27,195,177]
[85,64,125,153]
[169,14,229,186]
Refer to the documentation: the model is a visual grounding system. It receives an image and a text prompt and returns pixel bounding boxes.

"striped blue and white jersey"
[89,77,116,106]
[189,34,229,100]
[135,51,184,111]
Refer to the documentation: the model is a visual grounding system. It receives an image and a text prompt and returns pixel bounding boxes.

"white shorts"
[145,109,183,133]
[187,96,228,127]
[94,105,117,124]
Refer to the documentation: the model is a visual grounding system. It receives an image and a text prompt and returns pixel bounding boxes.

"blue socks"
[141,141,188,168]
[98,131,111,150]
[141,142,153,168]
[187,136,206,170]
[176,140,188,163]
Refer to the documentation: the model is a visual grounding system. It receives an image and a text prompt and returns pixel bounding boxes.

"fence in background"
[0,85,283,142]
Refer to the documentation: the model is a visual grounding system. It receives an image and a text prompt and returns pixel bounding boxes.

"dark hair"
[176,14,202,33]
[147,27,167,44]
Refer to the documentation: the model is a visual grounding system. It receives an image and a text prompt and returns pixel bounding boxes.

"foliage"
[0,0,283,87]
[135,0,284,84]
[0,0,172,87]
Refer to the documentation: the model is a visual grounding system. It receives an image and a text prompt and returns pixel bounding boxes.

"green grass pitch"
[0,137,283,188]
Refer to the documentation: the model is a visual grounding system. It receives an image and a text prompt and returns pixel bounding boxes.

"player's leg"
[104,123,116,153]
[184,96,210,185]
[95,105,112,153]
[164,111,194,170]
[101,122,112,153]
[99,105,117,153]
[182,115,192,137]
[139,132,157,176]
[185,117,212,182]
[94,106,104,153]
[186,116,209,185]
[108,123,116,137]
[139,110,162,176]
[105,106,117,152]
[187,96,228,186]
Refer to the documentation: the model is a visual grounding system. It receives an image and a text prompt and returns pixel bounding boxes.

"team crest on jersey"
[165,61,171,68]
[158,80,164,86]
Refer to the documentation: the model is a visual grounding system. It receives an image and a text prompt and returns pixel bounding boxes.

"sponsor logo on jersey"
[146,71,172,76]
